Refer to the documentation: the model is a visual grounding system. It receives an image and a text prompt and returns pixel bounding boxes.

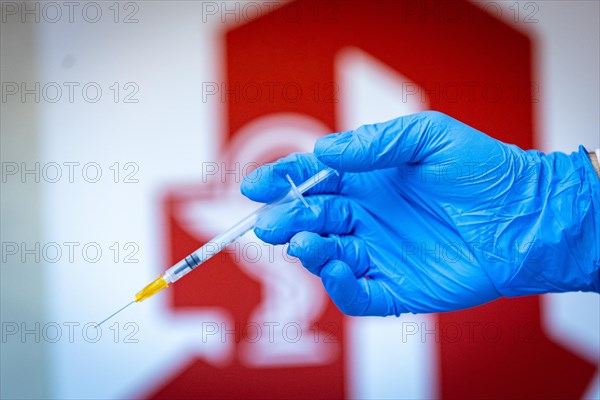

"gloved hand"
[241,111,600,316]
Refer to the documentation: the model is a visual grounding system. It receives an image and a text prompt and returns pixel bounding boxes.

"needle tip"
[97,301,135,327]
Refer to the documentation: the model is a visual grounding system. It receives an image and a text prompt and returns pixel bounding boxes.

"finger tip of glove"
[240,169,268,201]
[320,260,350,280]
[254,211,292,245]
[240,177,256,199]
[253,226,268,242]
[314,132,351,168]
[320,260,347,296]
[287,233,304,258]
[320,260,366,316]
[314,135,335,154]
[241,166,289,202]
[253,214,276,242]
[288,231,321,258]
[254,226,286,245]
[290,230,317,246]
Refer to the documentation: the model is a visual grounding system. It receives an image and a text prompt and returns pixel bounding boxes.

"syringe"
[97,166,337,326]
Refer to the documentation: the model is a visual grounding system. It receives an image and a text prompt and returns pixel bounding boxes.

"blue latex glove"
[241,111,600,316]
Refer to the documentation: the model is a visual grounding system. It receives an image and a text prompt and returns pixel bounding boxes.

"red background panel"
[147,1,596,398]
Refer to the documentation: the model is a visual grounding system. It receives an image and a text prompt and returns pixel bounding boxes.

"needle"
[97,301,134,327]
[97,167,338,325]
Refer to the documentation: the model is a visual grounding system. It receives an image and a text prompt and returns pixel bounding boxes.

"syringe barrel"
[163,256,196,283]
[163,166,336,284]
[163,205,266,283]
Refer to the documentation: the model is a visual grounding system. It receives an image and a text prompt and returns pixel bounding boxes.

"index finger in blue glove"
[320,260,403,316]
[241,152,341,203]
[314,111,458,172]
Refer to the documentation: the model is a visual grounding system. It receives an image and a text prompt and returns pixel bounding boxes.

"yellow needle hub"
[135,275,169,302]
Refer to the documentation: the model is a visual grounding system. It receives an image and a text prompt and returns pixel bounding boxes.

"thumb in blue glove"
[241,111,600,316]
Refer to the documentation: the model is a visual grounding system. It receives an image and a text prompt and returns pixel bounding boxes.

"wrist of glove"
[490,145,600,296]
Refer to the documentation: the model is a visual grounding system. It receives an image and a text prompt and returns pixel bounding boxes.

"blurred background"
[1,0,598,399]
